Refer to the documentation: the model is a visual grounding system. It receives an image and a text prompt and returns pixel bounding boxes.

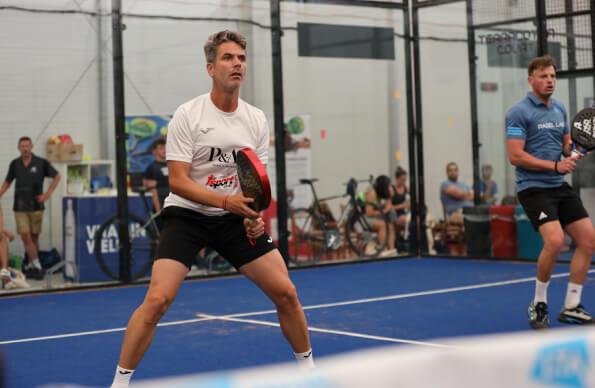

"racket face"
[571,107,595,151]
[236,148,271,211]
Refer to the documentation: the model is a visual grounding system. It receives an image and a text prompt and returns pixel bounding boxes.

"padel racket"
[570,107,595,158]
[236,148,271,245]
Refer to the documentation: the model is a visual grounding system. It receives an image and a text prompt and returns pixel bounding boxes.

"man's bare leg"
[111,259,188,387]
[241,250,313,367]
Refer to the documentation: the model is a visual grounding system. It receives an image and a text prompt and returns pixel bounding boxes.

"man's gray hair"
[204,30,247,63]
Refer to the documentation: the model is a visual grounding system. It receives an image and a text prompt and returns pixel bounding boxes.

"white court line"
[1,269,589,345]
[0,317,214,345]
[197,313,457,349]
[222,269,595,319]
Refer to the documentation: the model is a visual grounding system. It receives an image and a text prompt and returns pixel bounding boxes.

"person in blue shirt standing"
[506,55,595,329]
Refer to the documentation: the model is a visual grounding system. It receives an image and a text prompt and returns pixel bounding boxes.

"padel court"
[2,257,594,387]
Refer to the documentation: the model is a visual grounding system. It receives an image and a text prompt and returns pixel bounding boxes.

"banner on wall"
[125,115,171,174]
[264,115,313,240]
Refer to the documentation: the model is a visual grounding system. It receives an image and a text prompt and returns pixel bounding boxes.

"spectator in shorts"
[0,136,60,280]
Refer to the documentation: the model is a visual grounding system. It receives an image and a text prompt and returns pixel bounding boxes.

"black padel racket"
[571,107,595,157]
[236,148,271,245]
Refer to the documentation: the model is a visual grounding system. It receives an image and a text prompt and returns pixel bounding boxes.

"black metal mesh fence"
[547,14,593,70]
[545,0,592,15]
[471,0,535,25]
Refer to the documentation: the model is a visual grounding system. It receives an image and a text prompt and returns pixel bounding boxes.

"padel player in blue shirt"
[506,55,594,329]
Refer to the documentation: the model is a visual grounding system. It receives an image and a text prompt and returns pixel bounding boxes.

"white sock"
[111,365,134,388]
[564,282,583,309]
[294,349,314,369]
[534,279,550,304]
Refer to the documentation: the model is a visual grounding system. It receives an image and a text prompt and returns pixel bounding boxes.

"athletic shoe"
[558,304,593,325]
[528,301,550,329]
[24,266,44,280]
[0,268,10,282]
[0,268,11,288]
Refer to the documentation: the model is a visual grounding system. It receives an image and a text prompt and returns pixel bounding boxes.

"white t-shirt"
[163,93,270,216]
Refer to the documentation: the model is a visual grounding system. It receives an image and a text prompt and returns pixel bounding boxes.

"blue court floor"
[2,257,594,387]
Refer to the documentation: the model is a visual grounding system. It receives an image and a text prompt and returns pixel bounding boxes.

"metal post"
[111,0,131,282]
[411,3,428,255]
[466,0,481,205]
[535,0,547,56]
[270,0,289,261]
[591,0,595,96]
[404,1,419,255]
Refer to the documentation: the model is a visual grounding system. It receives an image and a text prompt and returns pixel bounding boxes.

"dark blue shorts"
[155,206,277,270]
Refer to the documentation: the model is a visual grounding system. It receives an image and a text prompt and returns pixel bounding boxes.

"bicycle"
[288,177,390,265]
[93,186,161,281]
[94,187,231,281]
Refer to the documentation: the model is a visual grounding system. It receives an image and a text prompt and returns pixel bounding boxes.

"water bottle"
[64,199,77,281]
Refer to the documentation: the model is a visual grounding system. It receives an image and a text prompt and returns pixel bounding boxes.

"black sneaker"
[528,301,550,329]
[558,304,593,325]
[24,267,44,280]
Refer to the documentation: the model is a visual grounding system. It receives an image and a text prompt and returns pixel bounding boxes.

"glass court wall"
[0,0,412,294]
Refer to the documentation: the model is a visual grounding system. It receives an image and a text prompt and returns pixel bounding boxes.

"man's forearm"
[47,174,61,196]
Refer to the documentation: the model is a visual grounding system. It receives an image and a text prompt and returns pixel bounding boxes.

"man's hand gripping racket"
[570,107,595,159]
[235,148,272,245]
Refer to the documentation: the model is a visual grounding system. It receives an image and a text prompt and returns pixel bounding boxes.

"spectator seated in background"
[363,175,397,257]
[391,166,410,243]
[440,162,473,254]
[143,137,169,213]
[480,164,498,205]
[0,206,27,289]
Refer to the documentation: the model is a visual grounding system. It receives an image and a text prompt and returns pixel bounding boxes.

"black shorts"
[155,206,277,270]
[517,183,589,230]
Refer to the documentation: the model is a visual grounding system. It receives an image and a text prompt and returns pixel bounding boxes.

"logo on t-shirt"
[30,166,37,173]
[205,174,237,190]
[208,147,237,166]
[537,121,564,130]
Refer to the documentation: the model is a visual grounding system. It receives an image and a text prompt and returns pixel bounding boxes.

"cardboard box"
[47,144,83,162]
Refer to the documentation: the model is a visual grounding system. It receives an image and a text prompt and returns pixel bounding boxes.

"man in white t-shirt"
[111,30,314,388]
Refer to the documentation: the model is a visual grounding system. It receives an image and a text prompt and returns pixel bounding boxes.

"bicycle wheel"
[345,205,388,258]
[94,213,158,281]
[288,208,326,265]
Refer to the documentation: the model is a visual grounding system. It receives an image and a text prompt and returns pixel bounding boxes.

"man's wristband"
[221,195,229,210]
[554,160,559,174]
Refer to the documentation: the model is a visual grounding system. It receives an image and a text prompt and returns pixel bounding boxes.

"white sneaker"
[0,268,10,280]
[379,248,397,257]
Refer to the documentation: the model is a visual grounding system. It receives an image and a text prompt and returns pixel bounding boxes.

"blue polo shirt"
[506,92,568,192]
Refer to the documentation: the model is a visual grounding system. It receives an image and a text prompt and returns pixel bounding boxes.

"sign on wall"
[125,115,171,173]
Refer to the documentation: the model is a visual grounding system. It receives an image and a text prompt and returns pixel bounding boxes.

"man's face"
[207,41,246,92]
[447,164,459,181]
[153,144,166,161]
[482,167,492,181]
[529,65,556,98]
[18,140,32,158]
